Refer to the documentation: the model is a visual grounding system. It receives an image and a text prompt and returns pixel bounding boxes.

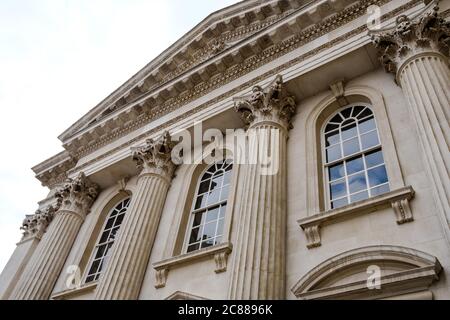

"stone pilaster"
[9,173,98,300]
[371,1,450,230]
[228,75,296,299]
[94,131,176,300]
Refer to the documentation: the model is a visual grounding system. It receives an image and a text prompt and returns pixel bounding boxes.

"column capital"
[370,1,450,80]
[132,131,177,181]
[20,205,58,241]
[55,172,99,218]
[234,75,296,130]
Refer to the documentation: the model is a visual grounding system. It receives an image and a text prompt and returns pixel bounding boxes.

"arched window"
[185,160,233,253]
[85,197,131,283]
[323,104,389,209]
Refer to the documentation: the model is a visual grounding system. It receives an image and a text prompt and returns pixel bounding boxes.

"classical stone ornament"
[9,172,99,300]
[291,245,442,300]
[371,2,450,78]
[298,187,415,249]
[55,172,99,217]
[132,131,177,180]
[234,75,296,129]
[20,206,58,240]
[152,242,233,289]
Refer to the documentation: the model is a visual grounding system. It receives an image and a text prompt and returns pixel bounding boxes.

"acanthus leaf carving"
[132,131,177,180]
[20,205,58,241]
[234,75,296,129]
[54,172,99,217]
[371,2,450,77]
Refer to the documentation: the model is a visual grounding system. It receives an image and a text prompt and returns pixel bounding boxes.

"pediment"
[165,291,208,300]
[291,245,442,300]
[57,0,362,157]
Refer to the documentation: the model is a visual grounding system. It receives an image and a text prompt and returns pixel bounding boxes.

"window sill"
[152,242,233,289]
[51,282,98,300]
[297,186,415,249]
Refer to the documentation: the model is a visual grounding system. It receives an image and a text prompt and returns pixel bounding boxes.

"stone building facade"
[0,0,449,300]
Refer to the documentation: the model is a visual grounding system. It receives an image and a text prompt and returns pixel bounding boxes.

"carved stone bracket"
[234,75,296,130]
[55,172,99,217]
[132,131,177,181]
[298,187,415,249]
[152,242,232,289]
[370,1,450,80]
[392,198,414,224]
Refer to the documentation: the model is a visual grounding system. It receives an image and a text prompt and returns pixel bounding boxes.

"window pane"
[359,117,376,134]
[214,236,222,245]
[202,222,217,240]
[326,144,342,163]
[357,108,372,120]
[88,259,101,275]
[351,106,365,117]
[341,107,352,119]
[187,243,200,253]
[332,198,348,209]
[99,230,110,245]
[192,212,203,227]
[109,227,120,241]
[368,165,388,187]
[346,156,364,175]
[210,175,223,191]
[365,150,384,168]
[207,189,220,205]
[343,138,360,156]
[223,171,232,186]
[341,122,357,140]
[95,244,107,259]
[371,184,390,196]
[189,226,201,244]
[201,172,212,181]
[86,275,95,283]
[195,194,207,209]
[115,214,125,226]
[348,173,367,194]
[325,130,340,147]
[350,190,369,203]
[330,114,343,124]
[206,206,219,223]
[330,179,346,200]
[216,218,225,237]
[198,180,210,194]
[329,163,344,181]
[104,217,115,230]
[220,185,230,201]
[201,239,214,249]
[361,131,379,150]
[219,205,226,219]
[325,123,339,132]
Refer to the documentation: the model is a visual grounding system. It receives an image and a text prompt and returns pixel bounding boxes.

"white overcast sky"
[0,0,240,273]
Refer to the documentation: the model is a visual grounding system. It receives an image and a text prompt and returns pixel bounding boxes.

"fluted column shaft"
[228,75,295,299]
[10,211,84,300]
[94,173,169,299]
[398,53,450,225]
[9,173,98,300]
[371,2,450,229]
[94,132,176,300]
[229,124,288,299]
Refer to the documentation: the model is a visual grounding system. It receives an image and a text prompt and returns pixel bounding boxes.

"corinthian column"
[10,173,99,300]
[228,75,296,299]
[371,1,450,230]
[94,132,176,300]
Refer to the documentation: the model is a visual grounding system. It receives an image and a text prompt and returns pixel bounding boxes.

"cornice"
[64,0,394,159]
[31,151,76,188]
[58,0,306,142]
[67,0,423,177]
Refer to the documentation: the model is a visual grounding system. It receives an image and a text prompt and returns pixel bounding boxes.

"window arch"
[85,197,131,283]
[184,160,233,253]
[323,103,390,209]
